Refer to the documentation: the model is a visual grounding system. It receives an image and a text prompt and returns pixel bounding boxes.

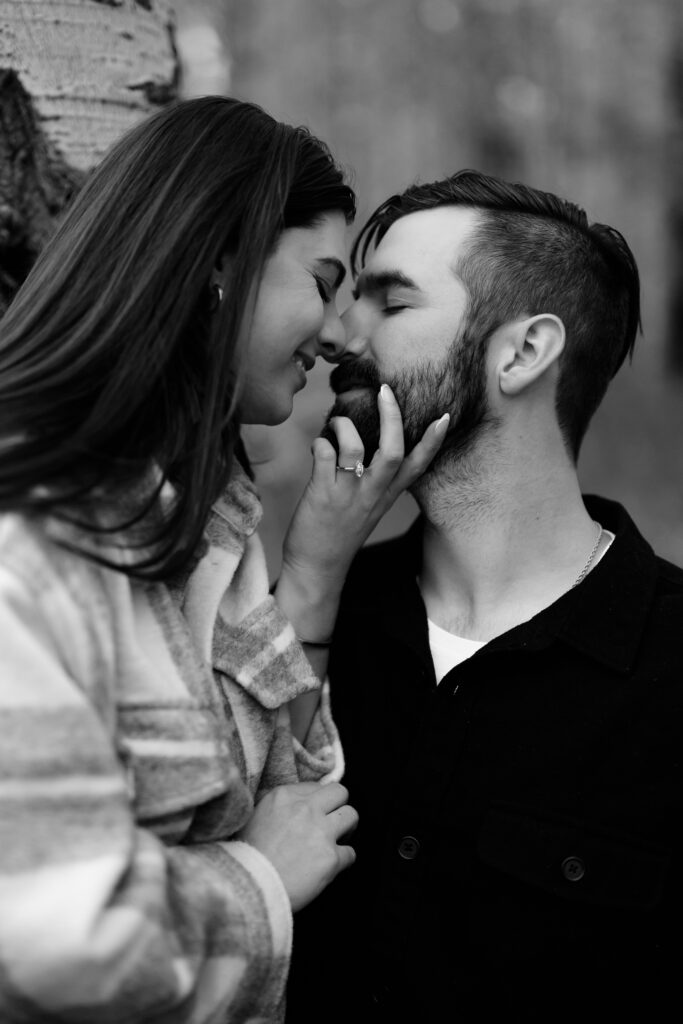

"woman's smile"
[292,350,315,388]
[239,212,348,425]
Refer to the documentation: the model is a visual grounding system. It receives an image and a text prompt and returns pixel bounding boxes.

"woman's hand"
[276,384,449,644]
[238,782,358,913]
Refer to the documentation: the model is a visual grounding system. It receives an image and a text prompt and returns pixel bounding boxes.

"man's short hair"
[352,170,641,459]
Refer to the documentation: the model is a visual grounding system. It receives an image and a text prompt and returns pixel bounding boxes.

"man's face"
[326,206,490,462]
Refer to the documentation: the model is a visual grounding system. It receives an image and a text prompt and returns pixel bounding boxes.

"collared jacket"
[287,496,683,1022]
[0,466,341,1024]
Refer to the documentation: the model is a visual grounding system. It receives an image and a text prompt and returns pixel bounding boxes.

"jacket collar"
[543,494,657,673]
[208,462,263,542]
[45,462,263,574]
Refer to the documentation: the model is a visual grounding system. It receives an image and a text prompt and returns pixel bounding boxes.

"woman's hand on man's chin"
[279,384,449,607]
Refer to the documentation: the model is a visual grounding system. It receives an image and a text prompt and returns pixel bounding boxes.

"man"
[286,171,683,1021]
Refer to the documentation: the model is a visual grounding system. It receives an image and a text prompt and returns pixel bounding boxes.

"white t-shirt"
[426,529,616,684]
[428,619,485,683]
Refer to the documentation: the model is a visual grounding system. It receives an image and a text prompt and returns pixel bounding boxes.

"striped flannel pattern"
[0,466,342,1023]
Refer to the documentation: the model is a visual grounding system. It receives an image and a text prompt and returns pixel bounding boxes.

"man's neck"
[414,438,602,642]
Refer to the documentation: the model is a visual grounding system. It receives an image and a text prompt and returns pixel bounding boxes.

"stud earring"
[209,283,224,311]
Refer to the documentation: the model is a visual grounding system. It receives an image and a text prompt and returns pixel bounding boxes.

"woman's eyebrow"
[314,257,347,288]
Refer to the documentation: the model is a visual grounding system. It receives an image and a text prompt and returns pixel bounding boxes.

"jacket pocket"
[477,805,670,910]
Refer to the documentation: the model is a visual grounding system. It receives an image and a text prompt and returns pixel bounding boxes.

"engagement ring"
[336,460,365,479]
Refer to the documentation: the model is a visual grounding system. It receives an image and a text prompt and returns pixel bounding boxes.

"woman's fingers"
[329,803,359,841]
[336,843,358,871]
[310,435,338,487]
[373,383,405,471]
[325,416,365,477]
[369,383,449,488]
[389,412,450,493]
[370,385,448,487]
[313,388,449,499]
[312,781,351,813]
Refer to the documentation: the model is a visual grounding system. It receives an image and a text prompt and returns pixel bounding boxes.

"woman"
[0,97,447,1022]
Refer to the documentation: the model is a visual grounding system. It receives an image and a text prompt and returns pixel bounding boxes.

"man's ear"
[497,314,565,396]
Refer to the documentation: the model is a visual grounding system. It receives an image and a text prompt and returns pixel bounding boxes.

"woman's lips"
[292,353,313,388]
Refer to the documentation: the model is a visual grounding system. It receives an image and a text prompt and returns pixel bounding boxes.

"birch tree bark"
[0,0,178,312]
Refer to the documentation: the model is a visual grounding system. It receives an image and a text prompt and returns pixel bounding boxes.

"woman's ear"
[212,249,229,281]
[210,252,232,307]
[497,314,565,396]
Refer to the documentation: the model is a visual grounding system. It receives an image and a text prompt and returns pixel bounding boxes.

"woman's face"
[239,211,349,425]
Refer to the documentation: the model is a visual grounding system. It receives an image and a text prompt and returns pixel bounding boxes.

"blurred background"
[172,0,683,576]
[2,0,682,577]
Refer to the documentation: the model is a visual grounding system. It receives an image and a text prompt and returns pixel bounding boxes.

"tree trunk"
[0,0,178,312]
[666,4,683,370]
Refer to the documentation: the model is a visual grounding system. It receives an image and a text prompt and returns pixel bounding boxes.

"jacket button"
[561,855,586,882]
[398,835,420,860]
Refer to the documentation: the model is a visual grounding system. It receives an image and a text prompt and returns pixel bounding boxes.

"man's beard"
[322,324,490,470]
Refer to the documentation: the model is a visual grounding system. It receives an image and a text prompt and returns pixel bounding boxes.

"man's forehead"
[373,205,480,272]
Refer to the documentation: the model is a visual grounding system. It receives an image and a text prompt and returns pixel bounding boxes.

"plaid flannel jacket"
[0,466,341,1023]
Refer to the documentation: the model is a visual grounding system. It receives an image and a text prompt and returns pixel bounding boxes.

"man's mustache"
[329,358,382,395]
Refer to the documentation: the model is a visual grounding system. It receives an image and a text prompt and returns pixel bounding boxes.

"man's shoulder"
[586,493,683,575]
[651,552,683,594]
[584,493,683,629]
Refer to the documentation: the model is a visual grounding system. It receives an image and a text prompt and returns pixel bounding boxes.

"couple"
[0,95,679,1022]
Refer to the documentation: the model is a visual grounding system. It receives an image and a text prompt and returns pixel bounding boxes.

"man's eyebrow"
[352,269,421,298]
[315,257,347,288]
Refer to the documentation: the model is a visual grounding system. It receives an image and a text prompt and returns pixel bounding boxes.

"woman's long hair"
[0,97,355,578]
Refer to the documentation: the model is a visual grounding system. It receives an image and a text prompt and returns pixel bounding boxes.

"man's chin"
[323,392,381,462]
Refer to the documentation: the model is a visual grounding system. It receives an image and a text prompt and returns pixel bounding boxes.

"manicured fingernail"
[434,413,450,435]
[379,383,393,401]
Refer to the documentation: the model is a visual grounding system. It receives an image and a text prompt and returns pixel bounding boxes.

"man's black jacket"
[287,496,683,1022]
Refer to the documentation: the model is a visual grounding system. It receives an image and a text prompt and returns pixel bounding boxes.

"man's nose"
[335,303,369,360]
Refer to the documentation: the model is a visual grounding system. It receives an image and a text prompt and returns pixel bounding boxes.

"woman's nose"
[317,307,348,363]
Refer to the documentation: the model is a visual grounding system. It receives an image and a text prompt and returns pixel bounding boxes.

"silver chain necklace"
[572,520,604,589]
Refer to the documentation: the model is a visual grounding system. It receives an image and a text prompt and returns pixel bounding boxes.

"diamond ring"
[336,460,365,479]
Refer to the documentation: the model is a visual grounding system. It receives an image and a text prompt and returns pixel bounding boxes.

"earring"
[209,283,224,311]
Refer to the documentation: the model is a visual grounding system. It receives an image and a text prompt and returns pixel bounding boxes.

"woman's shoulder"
[0,511,128,696]
[0,510,125,643]
[1,510,104,587]
[1,511,66,582]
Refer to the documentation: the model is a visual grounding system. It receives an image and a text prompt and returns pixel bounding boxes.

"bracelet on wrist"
[297,635,333,648]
